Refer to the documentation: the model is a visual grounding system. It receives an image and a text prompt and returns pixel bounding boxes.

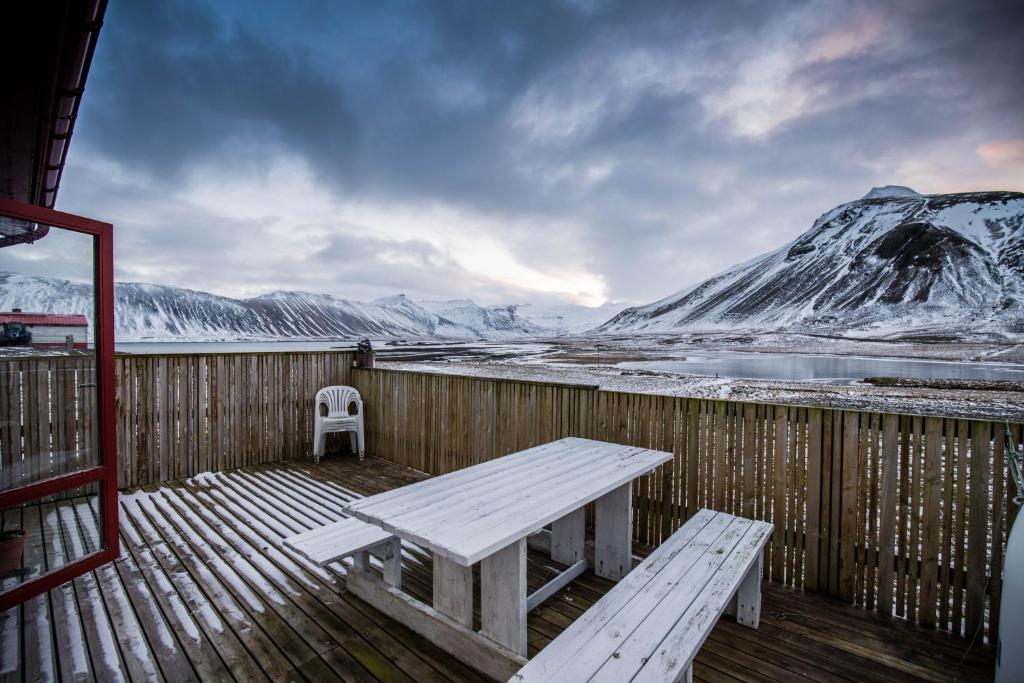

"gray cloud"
[47,0,1024,306]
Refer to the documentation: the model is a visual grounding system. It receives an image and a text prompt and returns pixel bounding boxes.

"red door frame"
[0,198,117,611]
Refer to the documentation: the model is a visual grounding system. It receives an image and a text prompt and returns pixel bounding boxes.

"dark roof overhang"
[0,0,107,247]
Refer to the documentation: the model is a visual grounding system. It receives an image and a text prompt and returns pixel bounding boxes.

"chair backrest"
[316,385,361,417]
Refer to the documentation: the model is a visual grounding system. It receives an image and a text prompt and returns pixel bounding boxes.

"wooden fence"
[0,357,98,492]
[0,352,353,491]
[351,366,1021,644]
[1,352,1019,643]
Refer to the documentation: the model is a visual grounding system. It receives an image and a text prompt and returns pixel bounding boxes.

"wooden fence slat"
[965,422,990,638]
[919,417,942,627]
[804,408,822,593]
[939,418,956,631]
[838,411,859,602]
[772,407,788,583]
[876,413,899,615]
[907,415,923,622]
[952,419,969,636]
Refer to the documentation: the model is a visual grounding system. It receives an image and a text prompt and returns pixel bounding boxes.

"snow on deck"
[0,458,997,682]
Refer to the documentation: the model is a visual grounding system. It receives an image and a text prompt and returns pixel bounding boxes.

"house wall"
[27,324,88,348]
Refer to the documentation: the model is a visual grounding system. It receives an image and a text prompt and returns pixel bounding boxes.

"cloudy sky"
[46,0,1024,306]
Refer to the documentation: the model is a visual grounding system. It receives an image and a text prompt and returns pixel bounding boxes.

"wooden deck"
[0,456,996,682]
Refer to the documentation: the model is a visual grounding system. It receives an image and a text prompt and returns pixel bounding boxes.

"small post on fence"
[354,338,375,369]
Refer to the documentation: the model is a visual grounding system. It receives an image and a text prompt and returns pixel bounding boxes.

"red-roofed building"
[0,309,89,348]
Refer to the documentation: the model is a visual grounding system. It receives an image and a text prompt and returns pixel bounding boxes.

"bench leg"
[735,552,763,629]
[481,539,527,657]
[433,553,473,628]
[352,550,370,573]
[551,507,585,565]
[381,538,402,589]
[595,483,632,581]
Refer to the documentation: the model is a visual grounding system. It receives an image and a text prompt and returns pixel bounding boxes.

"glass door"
[0,200,116,611]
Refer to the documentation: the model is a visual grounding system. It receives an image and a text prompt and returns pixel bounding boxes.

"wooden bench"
[511,509,773,683]
[283,516,402,588]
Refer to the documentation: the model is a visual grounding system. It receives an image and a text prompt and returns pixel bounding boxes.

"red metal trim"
[0,199,111,235]
[0,549,116,613]
[0,313,90,325]
[0,199,117,605]
[0,467,103,508]
[95,217,119,559]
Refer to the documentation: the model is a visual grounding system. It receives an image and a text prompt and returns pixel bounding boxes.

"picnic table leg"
[481,539,527,657]
[551,507,585,565]
[433,553,473,627]
[595,482,632,580]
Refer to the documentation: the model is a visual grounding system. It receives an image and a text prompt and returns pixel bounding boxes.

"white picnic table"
[343,436,671,666]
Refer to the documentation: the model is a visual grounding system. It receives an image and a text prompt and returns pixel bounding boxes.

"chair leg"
[348,431,358,456]
[313,424,323,463]
[357,419,365,460]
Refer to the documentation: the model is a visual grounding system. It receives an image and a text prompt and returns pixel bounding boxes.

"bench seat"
[511,509,772,683]
[283,516,402,587]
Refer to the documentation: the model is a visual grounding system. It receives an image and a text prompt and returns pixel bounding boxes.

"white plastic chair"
[313,385,365,462]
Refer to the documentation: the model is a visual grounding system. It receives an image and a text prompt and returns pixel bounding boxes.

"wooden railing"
[351,366,1020,644]
[0,352,354,491]
[0,357,98,492]
[1,352,1018,644]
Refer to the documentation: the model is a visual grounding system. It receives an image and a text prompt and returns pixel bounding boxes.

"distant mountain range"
[0,272,624,341]
[4,186,1021,344]
[421,299,623,336]
[601,187,1024,339]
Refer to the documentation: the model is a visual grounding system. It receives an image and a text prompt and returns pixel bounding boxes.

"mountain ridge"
[0,271,623,341]
[600,189,1024,339]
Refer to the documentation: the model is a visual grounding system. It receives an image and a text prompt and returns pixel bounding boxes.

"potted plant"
[0,529,26,574]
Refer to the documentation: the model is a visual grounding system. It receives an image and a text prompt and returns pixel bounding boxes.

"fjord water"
[116,342,1023,384]
[618,351,1024,384]
[116,341,354,354]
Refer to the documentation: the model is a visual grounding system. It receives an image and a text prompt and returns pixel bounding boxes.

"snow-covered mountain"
[419,299,547,337]
[421,299,627,336]
[514,301,626,334]
[0,273,481,341]
[0,272,619,340]
[600,188,1024,339]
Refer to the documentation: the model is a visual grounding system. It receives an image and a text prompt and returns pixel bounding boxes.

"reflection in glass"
[0,490,102,590]
[0,222,99,490]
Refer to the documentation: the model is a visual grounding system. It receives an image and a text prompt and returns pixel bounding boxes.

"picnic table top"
[344,437,672,565]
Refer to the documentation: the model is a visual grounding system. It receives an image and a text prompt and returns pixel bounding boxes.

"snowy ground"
[381,333,1024,421]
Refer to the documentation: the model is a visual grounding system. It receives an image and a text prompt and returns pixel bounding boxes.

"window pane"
[0,221,99,491]
[0,486,103,593]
